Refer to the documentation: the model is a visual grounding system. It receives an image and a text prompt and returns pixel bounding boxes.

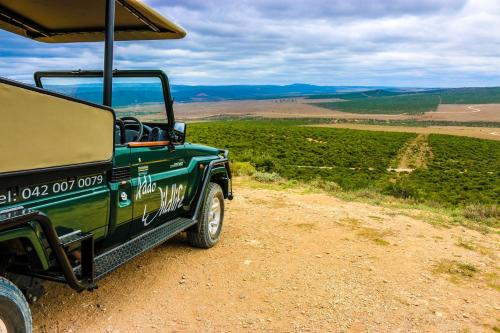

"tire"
[188,182,225,248]
[0,277,32,333]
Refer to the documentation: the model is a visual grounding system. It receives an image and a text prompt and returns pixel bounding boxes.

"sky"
[0,0,499,87]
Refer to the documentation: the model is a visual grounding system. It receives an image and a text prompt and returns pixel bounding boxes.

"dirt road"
[423,104,500,122]
[33,180,499,332]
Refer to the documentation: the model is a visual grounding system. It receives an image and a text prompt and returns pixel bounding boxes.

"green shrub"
[253,172,283,183]
[231,161,256,176]
[309,178,341,192]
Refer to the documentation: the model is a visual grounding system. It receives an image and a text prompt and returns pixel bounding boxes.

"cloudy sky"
[0,0,499,87]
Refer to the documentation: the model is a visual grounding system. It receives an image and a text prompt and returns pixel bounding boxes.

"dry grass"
[484,272,500,292]
[433,260,479,283]
[463,204,499,227]
[357,227,393,246]
[339,217,362,228]
[456,238,476,251]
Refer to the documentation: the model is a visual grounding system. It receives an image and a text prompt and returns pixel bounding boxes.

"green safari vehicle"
[0,1,233,332]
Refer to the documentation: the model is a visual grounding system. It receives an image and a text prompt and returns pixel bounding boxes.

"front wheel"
[0,277,32,333]
[188,182,225,248]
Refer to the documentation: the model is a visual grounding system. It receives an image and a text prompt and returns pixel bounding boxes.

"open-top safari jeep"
[0,1,232,332]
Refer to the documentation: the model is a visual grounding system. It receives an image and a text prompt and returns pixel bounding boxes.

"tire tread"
[0,276,32,333]
[188,183,224,248]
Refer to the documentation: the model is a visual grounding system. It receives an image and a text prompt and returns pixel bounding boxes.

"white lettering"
[0,194,7,205]
[136,175,157,201]
[141,183,185,227]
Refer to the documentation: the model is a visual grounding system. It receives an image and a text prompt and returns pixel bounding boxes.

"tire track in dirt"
[389,134,431,173]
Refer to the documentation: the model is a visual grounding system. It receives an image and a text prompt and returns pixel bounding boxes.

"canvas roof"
[0,0,186,43]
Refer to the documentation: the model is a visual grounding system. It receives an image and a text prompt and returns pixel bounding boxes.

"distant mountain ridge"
[170,84,420,102]
[42,81,500,106]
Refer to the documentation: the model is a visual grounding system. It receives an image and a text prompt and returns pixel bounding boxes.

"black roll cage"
[33,69,176,129]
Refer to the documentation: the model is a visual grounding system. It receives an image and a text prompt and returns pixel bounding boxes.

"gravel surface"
[32,180,500,332]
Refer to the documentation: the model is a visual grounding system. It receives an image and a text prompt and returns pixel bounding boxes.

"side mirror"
[173,122,186,143]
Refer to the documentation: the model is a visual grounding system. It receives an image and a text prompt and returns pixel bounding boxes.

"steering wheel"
[120,116,144,142]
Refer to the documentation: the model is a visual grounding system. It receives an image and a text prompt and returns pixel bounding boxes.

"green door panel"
[129,144,189,236]
[0,173,111,241]
[27,186,110,239]
[99,145,134,249]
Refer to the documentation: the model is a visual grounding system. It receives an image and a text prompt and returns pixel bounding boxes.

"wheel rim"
[0,318,8,333]
[208,196,221,237]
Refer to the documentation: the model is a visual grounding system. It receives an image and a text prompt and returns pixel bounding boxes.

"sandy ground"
[311,124,500,141]
[175,99,352,120]
[120,100,500,128]
[32,180,499,333]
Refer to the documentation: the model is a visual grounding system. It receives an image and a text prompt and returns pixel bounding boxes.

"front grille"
[109,167,131,182]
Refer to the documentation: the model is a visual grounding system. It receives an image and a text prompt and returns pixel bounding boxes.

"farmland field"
[309,87,500,116]
[174,98,500,123]
[306,87,500,104]
[188,120,500,207]
[312,93,441,115]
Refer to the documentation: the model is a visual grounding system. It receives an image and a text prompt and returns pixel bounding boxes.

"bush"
[253,155,276,172]
[231,161,256,176]
[463,204,499,226]
[309,178,341,192]
[253,172,283,183]
[383,181,420,200]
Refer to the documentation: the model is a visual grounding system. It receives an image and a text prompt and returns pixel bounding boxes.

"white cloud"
[0,0,498,87]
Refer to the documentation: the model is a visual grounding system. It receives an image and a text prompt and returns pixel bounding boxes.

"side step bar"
[0,208,95,291]
[75,217,196,280]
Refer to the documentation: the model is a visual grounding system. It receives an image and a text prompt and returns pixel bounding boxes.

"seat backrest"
[0,77,114,175]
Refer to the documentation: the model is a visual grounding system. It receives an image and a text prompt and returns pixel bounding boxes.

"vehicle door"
[128,142,189,236]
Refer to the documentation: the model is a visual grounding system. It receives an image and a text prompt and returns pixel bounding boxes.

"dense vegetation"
[313,93,441,115]
[308,87,500,115]
[189,120,413,189]
[188,120,500,207]
[439,87,500,104]
[316,118,500,128]
[388,135,500,205]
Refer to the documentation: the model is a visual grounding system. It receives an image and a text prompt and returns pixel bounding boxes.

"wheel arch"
[0,227,50,271]
[209,165,231,199]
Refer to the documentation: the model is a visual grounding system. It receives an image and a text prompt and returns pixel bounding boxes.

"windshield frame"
[34,69,175,128]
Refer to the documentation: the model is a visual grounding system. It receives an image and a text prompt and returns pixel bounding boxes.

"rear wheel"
[0,277,32,333]
[188,183,224,248]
